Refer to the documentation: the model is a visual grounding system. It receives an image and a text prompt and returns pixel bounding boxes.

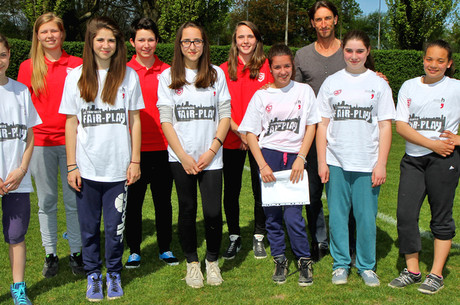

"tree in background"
[351,11,392,49]
[386,0,456,50]
[156,0,231,44]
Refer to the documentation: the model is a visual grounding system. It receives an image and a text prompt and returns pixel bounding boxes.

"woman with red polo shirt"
[220,21,273,260]
[124,17,178,268]
[17,12,83,278]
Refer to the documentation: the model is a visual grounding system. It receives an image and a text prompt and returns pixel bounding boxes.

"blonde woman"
[17,12,83,278]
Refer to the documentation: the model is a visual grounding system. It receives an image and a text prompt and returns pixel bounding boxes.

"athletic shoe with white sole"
[185,262,204,288]
[107,272,123,300]
[206,260,223,286]
[159,251,179,266]
[388,268,422,288]
[360,270,380,287]
[332,268,348,285]
[125,253,141,269]
[86,273,103,302]
[418,273,444,294]
[222,235,242,260]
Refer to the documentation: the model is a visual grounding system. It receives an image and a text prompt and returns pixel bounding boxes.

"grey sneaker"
[360,270,380,287]
[388,268,422,288]
[222,235,241,260]
[253,235,267,259]
[185,262,204,288]
[206,260,223,286]
[43,254,59,278]
[332,268,348,285]
[272,255,288,284]
[418,273,444,294]
[298,257,313,286]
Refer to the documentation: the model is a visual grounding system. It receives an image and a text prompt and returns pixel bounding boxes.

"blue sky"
[356,0,388,15]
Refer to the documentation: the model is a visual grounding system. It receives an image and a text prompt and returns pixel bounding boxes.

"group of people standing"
[0,0,458,304]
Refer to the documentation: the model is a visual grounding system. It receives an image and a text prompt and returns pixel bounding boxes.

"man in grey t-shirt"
[294,0,347,261]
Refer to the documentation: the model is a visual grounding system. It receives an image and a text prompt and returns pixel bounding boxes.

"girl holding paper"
[316,30,394,287]
[239,43,320,286]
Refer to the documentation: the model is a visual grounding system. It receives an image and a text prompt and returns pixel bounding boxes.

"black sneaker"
[418,273,444,294]
[298,257,313,286]
[318,244,329,261]
[388,268,422,288]
[43,254,59,278]
[253,235,267,259]
[272,255,288,284]
[223,235,242,260]
[69,252,85,275]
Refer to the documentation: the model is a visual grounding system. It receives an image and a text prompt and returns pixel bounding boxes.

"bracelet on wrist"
[260,163,268,171]
[19,166,27,175]
[67,163,77,167]
[209,148,217,155]
[67,166,79,173]
[297,154,307,164]
[130,161,140,164]
[214,136,223,146]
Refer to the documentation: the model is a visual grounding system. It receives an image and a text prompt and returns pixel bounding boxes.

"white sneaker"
[185,262,204,288]
[206,260,223,286]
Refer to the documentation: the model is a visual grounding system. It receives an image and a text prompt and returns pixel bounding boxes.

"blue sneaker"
[360,270,380,287]
[10,282,32,305]
[332,268,348,285]
[107,272,123,300]
[125,253,141,269]
[159,251,179,266]
[86,273,103,302]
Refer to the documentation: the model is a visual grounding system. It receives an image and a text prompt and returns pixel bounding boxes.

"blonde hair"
[30,12,65,96]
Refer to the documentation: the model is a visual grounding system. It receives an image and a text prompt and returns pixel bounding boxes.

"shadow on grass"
[0,254,88,303]
[392,234,456,279]
[220,220,261,272]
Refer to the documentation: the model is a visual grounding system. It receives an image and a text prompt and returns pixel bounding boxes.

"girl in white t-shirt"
[238,43,320,286]
[316,30,395,287]
[157,21,231,288]
[60,17,143,301]
[389,40,460,295]
[0,33,41,305]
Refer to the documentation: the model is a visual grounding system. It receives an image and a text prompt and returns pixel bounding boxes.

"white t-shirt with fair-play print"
[157,66,231,170]
[396,76,460,157]
[59,66,144,182]
[238,80,321,153]
[0,78,42,193]
[318,69,395,173]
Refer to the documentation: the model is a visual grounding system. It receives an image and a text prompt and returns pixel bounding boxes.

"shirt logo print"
[175,88,183,96]
[334,90,342,96]
[258,72,265,82]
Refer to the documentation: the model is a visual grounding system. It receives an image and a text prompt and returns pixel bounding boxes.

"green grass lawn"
[0,124,459,304]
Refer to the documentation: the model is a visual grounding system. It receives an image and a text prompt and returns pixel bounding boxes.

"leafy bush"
[7,39,460,101]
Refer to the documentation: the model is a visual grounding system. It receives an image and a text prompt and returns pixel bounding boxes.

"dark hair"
[342,30,375,71]
[0,33,10,51]
[308,0,339,21]
[130,17,160,42]
[78,16,127,105]
[169,21,217,89]
[424,40,455,77]
[267,43,295,80]
[227,21,266,81]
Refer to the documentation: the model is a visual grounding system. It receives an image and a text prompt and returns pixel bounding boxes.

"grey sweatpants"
[30,145,81,254]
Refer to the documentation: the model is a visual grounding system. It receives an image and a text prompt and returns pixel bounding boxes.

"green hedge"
[7,39,460,100]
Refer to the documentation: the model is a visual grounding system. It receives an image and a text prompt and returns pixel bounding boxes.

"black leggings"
[223,148,266,236]
[170,162,223,262]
